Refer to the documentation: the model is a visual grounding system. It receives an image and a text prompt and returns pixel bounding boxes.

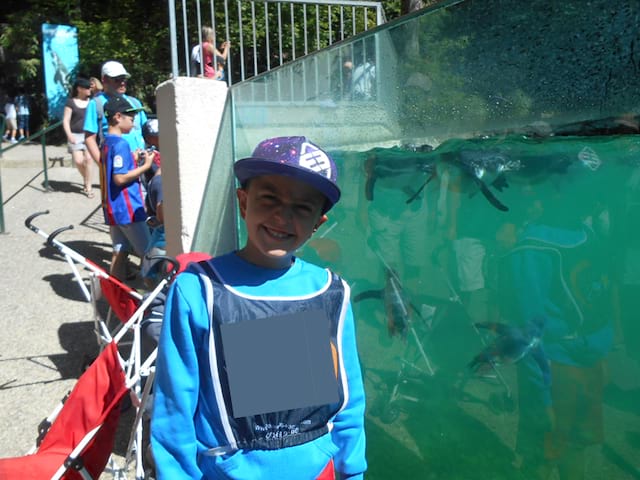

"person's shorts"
[453,237,486,292]
[68,132,87,152]
[5,117,17,130]
[17,114,29,130]
[368,206,426,268]
[110,221,151,257]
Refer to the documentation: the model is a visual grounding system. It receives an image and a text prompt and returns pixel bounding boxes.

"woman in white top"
[63,77,95,198]
[3,98,17,144]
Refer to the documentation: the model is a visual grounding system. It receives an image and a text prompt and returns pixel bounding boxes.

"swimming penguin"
[468,317,549,385]
[363,146,436,202]
[354,267,417,338]
[440,149,518,212]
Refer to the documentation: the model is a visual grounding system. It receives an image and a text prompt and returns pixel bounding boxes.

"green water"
[297,134,640,479]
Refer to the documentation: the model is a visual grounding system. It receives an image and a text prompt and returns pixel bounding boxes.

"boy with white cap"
[152,136,367,479]
[84,60,147,165]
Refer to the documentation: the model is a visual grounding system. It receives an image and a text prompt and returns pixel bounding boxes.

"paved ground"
[0,142,123,460]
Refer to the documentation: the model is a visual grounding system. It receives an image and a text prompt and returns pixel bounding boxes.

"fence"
[0,120,63,233]
[167,0,386,84]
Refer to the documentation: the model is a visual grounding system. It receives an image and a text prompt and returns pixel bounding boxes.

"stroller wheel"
[381,404,400,424]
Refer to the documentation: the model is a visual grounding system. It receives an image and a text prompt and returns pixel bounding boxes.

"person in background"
[84,61,147,166]
[200,26,230,81]
[139,118,166,288]
[152,136,367,480]
[14,88,30,140]
[99,95,153,281]
[63,77,95,198]
[190,42,202,77]
[3,97,18,144]
[89,76,103,97]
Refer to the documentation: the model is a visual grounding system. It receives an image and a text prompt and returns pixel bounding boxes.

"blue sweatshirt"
[151,253,367,479]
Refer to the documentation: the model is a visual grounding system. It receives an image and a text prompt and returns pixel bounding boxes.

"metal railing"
[167,0,386,84]
[0,120,63,233]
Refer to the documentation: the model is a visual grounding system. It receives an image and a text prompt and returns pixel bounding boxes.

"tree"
[0,0,407,133]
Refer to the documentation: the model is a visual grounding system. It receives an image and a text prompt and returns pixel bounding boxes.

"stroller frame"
[369,249,513,424]
[20,210,184,479]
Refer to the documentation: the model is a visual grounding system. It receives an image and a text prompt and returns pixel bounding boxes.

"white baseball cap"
[101,61,130,78]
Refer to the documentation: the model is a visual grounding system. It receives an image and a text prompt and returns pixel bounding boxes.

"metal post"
[277,3,283,66]
[182,0,191,76]
[303,4,308,56]
[224,0,232,84]
[328,5,332,45]
[290,3,296,60]
[265,1,271,71]
[195,0,204,78]
[168,0,179,77]
[251,1,258,76]
[237,0,246,81]
[352,6,356,35]
[41,131,50,191]
[315,4,320,50]
[211,0,217,44]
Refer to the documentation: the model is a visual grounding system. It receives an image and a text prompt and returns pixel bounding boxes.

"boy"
[100,95,153,280]
[152,136,367,479]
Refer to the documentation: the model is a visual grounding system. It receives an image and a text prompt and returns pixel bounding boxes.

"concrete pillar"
[156,77,228,256]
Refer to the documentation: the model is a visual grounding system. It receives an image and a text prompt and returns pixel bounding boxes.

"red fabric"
[174,252,212,275]
[0,342,128,479]
[99,276,139,324]
[317,459,335,480]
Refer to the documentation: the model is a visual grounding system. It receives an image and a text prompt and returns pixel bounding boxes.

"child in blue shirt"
[152,136,367,479]
[100,95,153,280]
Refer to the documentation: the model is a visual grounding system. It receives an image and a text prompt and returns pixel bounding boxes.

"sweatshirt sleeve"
[331,301,367,479]
[151,275,206,479]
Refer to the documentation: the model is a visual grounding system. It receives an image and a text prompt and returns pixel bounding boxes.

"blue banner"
[41,24,79,120]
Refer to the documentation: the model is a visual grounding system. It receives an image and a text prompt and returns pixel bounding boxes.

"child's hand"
[142,150,154,169]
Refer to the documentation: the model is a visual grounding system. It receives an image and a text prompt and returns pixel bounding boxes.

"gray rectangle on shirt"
[220,308,339,418]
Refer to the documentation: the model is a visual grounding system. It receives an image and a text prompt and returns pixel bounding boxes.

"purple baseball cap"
[234,136,341,213]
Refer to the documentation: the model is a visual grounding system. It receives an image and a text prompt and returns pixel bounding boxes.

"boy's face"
[237,174,328,269]
[117,112,136,133]
[145,134,159,149]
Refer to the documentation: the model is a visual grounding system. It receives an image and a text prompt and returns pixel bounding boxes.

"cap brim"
[234,158,341,209]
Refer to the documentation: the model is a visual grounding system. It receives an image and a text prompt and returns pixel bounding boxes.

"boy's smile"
[237,175,328,269]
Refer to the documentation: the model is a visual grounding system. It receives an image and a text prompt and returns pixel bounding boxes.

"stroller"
[357,248,514,424]
[16,211,209,478]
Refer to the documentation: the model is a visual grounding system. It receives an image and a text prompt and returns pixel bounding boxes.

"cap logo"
[299,142,332,179]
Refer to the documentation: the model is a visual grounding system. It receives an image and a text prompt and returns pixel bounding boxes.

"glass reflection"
[194,1,640,478]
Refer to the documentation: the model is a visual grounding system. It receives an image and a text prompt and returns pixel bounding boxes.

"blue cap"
[234,136,341,212]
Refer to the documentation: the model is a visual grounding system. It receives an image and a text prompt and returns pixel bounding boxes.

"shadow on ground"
[44,179,86,195]
[0,321,99,392]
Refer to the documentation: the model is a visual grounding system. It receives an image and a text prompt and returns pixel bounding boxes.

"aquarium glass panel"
[193,0,640,478]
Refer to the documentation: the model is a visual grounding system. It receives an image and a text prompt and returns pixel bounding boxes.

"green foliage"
[0,0,406,130]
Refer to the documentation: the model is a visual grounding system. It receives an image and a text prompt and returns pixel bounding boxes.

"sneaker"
[2,135,7,141]
[17,136,25,141]
[9,138,18,144]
